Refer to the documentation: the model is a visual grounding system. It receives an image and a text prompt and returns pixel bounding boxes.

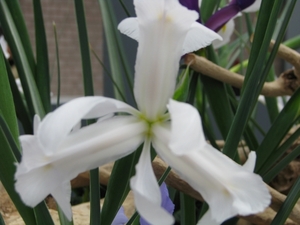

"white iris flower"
[15,0,270,224]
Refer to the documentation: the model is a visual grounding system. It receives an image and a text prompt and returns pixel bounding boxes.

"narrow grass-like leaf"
[33,202,54,225]
[58,205,74,225]
[180,193,195,225]
[0,0,45,118]
[222,1,288,158]
[4,0,35,73]
[255,88,300,174]
[33,0,51,113]
[53,22,61,107]
[97,0,131,101]
[283,35,300,49]
[90,46,126,102]
[100,146,143,225]
[74,1,100,224]
[6,62,33,134]
[0,50,19,145]
[263,145,300,183]
[270,177,300,225]
[200,47,234,140]
[0,134,36,225]
[201,0,218,22]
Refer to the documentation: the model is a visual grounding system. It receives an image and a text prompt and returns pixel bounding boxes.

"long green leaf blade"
[33,0,51,113]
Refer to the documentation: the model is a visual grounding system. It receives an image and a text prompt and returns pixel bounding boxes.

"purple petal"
[179,0,199,12]
[140,183,175,225]
[205,4,240,32]
[112,207,128,225]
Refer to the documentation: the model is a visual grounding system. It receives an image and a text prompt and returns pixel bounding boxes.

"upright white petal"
[130,138,174,225]
[129,0,203,120]
[152,124,271,224]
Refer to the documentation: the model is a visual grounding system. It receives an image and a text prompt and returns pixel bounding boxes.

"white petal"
[213,19,235,49]
[130,138,174,225]
[152,125,271,224]
[243,0,262,13]
[183,22,222,54]
[51,181,72,221]
[168,99,206,155]
[118,17,139,41]
[15,116,146,209]
[242,151,256,172]
[33,115,40,135]
[132,0,201,120]
[15,161,65,207]
[37,96,138,156]
[53,116,147,179]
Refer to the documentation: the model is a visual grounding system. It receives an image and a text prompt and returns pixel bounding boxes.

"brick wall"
[19,0,104,100]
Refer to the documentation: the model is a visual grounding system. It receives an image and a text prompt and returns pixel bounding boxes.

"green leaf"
[0,0,45,118]
[255,87,300,174]
[180,193,195,225]
[173,67,190,102]
[263,145,300,183]
[222,0,291,159]
[74,1,100,224]
[0,50,19,146]
[270,177,300,225]
[100,146,143,225]
[97,0,132,101]
[33,0,51,113]
[4,0,36,73]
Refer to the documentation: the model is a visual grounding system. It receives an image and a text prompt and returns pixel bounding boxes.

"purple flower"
[179,0,200,13]
[205,0,256,31]
[112,183,175,225]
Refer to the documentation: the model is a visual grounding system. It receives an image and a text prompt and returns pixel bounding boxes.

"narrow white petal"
[51,182,72,221]
[53,116,147,179]
[37,96,138,156]
[183,22,222,54]
[168,99,206,155]
[130,138,174,225]
[33,115,40,135]
[118,17,139,41]
[242,151,256,172]
[132,0,201,120]
[152,125,270,224]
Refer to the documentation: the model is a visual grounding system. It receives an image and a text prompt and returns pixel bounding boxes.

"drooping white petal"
[152,124,271,224]
[131,0,201,120]
[130,138,174,225]
[15,160,65,208]
[167,99,206,155]
[15,116,146,212]
[213,19,235,49]
[51,181,72,221]
[182,22,222,54]
[36,96,139,156]
[243,0,262,13]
